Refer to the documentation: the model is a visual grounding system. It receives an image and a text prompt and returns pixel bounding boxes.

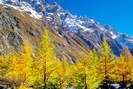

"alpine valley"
[1,0,133,89]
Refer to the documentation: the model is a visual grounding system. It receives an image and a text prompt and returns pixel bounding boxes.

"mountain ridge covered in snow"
[0,0,133,56]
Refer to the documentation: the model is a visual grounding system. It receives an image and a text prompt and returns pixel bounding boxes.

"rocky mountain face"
[0,0,133,59]
[0,5,88,63]
[44,2,133,56]
[0,5,43,54]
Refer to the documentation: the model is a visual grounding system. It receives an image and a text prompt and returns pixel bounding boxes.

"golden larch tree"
[111,48,133,88]
[32,29,57,88]
[73,50,102,89]
[4,40,34,88]
[98,38,115,87]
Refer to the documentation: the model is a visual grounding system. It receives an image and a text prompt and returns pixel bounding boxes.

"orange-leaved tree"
[111,48,133,88]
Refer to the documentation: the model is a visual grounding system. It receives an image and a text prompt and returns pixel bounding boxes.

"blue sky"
[56,0,133,35]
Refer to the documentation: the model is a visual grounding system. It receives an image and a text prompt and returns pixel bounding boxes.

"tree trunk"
[84,74,87,89]
[122,74,126,88]
[43,62,46,89]
[104,57,109,89]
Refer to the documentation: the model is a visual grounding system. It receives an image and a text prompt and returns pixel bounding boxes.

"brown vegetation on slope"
[0,5,88,62]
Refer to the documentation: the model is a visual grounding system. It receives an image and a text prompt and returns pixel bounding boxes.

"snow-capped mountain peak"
[0,0,44,19]
[44,2,133,55]
[1,0,133,56]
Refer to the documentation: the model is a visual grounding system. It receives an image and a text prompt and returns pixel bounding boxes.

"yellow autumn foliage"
[0,29,133,89]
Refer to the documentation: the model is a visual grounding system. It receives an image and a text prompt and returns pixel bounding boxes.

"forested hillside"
[0,29,133,89]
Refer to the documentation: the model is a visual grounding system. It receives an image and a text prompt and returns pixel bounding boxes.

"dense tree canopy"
[0,30,133,89]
